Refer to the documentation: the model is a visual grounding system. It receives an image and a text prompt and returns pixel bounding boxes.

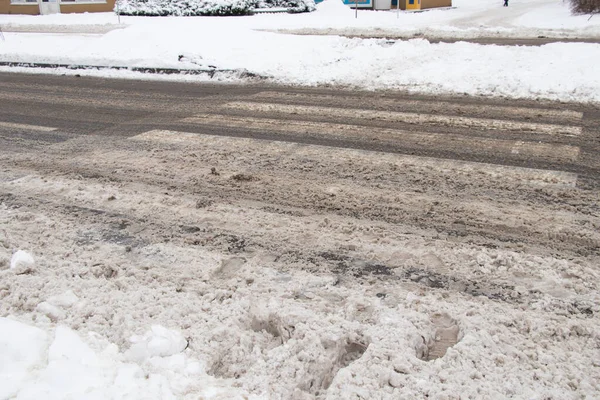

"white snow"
[126,325,188,361]
[0,318,247,399]
[0,0,599,102]
[10,250,35,271]
[315,0,355,17]
[0,319,48,400]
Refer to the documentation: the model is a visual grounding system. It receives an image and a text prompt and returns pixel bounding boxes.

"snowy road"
[1,73,600,398]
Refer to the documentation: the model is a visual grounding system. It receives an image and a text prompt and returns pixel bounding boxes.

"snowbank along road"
[1,72,600,399]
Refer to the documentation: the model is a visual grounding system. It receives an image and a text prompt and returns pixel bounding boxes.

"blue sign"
[342,0,373,8]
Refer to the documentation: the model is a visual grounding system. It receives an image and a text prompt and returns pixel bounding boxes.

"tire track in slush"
[2,128,596,259]
[0,170,592,307]
[124,131,596,255]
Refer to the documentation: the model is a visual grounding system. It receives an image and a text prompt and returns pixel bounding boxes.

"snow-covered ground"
[1,1,600,398]
[1,0,600,102]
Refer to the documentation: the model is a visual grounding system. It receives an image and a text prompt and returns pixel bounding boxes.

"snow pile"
[1,18,599,102]
[315,0,354,17]
[116,0,315,16]
[0,318,244,399]
[116,0,256,16]
[0,319,47,400]
[255,0,316,13]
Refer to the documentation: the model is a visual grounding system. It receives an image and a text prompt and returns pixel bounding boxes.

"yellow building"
[0,0,115,15]
[394,0,451,10]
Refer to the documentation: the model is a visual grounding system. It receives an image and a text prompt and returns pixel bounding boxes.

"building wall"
[1,0,40,14]
[390,0,406,10]
[60,0,115,13]
[421,0,451,10]
[0,0,115,14]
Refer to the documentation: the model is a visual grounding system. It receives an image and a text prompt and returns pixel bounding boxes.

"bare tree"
[568,0,600,16]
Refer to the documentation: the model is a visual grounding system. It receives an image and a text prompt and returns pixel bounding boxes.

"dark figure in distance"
[503,0,508,6]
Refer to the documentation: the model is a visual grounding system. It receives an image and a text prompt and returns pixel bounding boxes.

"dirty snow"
[1,133,599,398]
[2,234,599,399]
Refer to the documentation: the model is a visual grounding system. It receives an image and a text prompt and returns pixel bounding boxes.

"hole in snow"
[207,313,295,380]
[418,313,460,361]
[301,336,369,396]
[338,341,369,369]
[250,313,295,346]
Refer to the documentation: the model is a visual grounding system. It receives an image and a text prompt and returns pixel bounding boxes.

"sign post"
[116,0,121,24]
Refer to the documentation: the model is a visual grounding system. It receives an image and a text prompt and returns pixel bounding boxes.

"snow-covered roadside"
[1,29,599,103]
[1,0,600,103]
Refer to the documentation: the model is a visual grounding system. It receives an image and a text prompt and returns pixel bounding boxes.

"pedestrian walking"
[503,0,508,6]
